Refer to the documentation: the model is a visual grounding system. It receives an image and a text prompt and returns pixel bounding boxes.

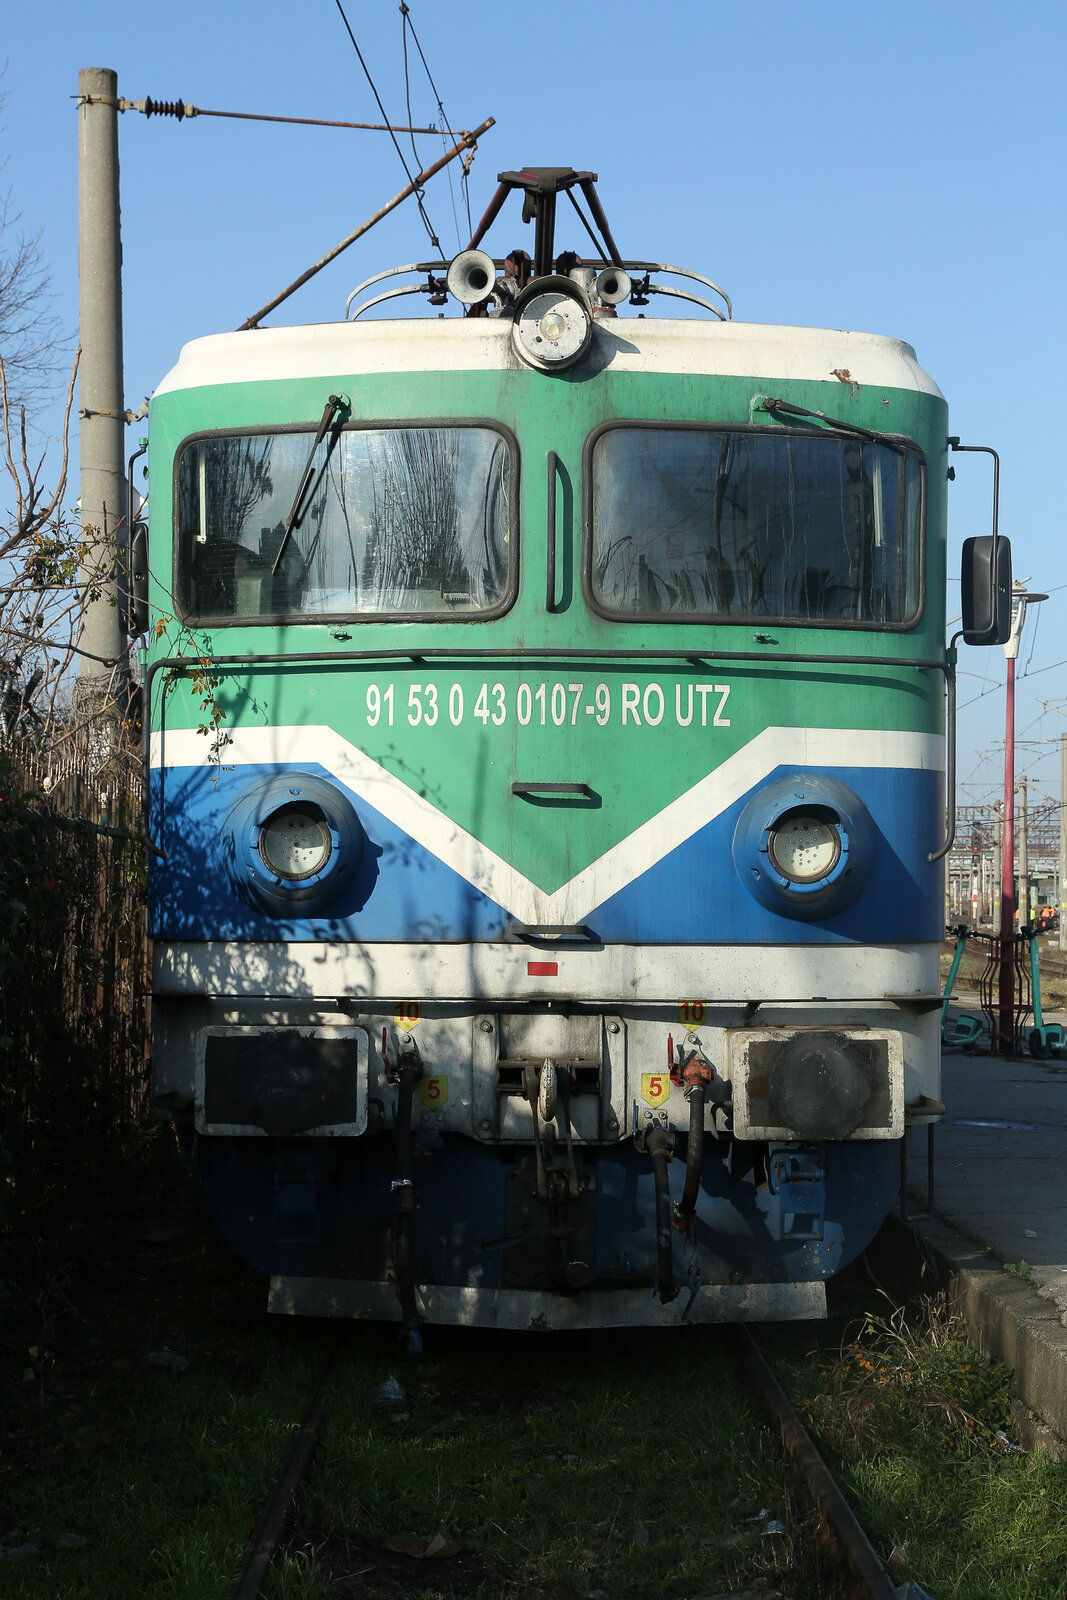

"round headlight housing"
[258,802,333,881]
[731,774,874,921]
[767,811,841,883]
[511,275,593,371]
[222,772,364,917]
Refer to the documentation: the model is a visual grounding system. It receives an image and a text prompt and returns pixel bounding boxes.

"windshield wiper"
[757,396,907,452]
[272,393,349,575]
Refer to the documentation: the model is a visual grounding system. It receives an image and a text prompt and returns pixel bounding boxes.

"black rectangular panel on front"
[203,1031,358,1135]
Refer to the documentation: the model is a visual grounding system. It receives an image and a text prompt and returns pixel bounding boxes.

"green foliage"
[156,614,230,770]
[778,1297,1067,1599]
[0,747,149,1216]
[0,1204,332,1600]
[0,757,48,1010]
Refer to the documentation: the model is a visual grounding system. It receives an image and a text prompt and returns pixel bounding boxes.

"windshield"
[176,423,513,620]
[588,424,923,626]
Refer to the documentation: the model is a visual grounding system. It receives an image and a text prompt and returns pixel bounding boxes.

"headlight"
[731,774,874,920]
[767,812,841,883]
[222,773,364,917]
[511,275,593,371]
[258,802,332,881]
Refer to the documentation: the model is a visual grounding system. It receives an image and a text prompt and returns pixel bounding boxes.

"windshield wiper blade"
[757,396,906,451]
[272,393,348,575]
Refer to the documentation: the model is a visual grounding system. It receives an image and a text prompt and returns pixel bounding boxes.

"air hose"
[392,1059,422,1355]
[672,1082,706,1229]
[646,1125,676,1302]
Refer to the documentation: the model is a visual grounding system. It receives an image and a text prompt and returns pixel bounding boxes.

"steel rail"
[229,1344,339,1600]
[732,1327,900,1600]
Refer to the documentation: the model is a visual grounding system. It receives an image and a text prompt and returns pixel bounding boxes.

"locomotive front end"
[145,171,957,1331]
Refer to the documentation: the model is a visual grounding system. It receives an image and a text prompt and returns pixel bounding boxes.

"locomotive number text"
[364,680,731,730]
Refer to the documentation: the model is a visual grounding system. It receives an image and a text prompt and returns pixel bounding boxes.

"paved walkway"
[903,1033,1067,1446]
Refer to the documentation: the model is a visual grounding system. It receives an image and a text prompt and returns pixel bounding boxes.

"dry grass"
[771,1294,1067,1600]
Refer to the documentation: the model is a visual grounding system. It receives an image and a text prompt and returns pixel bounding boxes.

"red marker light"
[527,961,558,977]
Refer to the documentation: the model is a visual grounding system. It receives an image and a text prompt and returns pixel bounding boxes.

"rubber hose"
[647,1126,675,1302]
[673,1084,706,1224]
[394,1065,420,1337]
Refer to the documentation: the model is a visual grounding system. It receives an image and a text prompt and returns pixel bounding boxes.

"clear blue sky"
[3,0,1065,815]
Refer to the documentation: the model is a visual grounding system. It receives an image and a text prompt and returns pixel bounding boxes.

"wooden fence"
[0,741,151,1206]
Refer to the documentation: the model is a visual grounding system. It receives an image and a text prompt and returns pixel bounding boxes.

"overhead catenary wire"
[333,0,442,251]
[400,9,424,182]
[1023,601,1043,676]
[399,1,473,244]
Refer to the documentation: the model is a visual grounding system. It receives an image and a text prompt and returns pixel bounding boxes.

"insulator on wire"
[143,97,187,120]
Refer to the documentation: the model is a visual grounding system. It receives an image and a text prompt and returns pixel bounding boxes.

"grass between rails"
[6,1133,1067,1600]
[3,1139,843,1600]
[3,1181,846,1600]
[766,1295,1067,1600]
[274,1324,849,1600]
[0,1151,334,1599]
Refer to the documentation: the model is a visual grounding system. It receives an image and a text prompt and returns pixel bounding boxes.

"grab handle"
[546,450,557,612]
[510,923,600,944]
[512,781,594,800]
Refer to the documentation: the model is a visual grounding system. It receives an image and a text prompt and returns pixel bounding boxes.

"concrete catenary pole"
[77,67,126,709]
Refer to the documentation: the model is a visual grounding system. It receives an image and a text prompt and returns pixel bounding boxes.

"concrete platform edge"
[890,1213,1067,1447]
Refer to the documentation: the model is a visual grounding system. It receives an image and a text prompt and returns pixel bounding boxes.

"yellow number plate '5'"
[419,1075,448,1109]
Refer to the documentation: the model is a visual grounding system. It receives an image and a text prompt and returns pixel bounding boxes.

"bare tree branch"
[0,346,137,752]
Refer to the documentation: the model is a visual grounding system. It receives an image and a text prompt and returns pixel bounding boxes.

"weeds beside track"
[5,1169,1067,1599]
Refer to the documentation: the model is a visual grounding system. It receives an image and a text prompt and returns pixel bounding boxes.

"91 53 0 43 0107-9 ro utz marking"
[365,678,732,729]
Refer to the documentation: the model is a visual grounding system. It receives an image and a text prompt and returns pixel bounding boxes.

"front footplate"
[267,1277,827,1328]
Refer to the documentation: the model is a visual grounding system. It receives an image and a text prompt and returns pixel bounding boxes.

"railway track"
[228,1323,910,1600]
[732,1328,904,1600]
[228,1344,340,1600]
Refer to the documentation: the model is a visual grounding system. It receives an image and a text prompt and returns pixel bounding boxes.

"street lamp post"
[998,584,1046,1050]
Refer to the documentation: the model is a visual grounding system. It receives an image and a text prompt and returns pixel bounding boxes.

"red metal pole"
[998,655,1016,1050]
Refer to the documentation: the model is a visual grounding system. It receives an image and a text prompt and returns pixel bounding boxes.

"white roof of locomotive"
[153,316,943,400]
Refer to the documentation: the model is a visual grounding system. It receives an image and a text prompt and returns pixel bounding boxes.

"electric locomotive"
[138,168,1006,1336]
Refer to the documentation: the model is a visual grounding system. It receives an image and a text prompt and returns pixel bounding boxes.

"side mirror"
[118,520,150,637]
[960,534,1011,646]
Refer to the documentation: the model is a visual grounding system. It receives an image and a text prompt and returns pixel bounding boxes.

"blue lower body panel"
[193,1132,899,1310]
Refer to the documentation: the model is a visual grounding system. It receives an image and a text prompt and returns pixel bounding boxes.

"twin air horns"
[445,249,632,371]
[446,249,632,308]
